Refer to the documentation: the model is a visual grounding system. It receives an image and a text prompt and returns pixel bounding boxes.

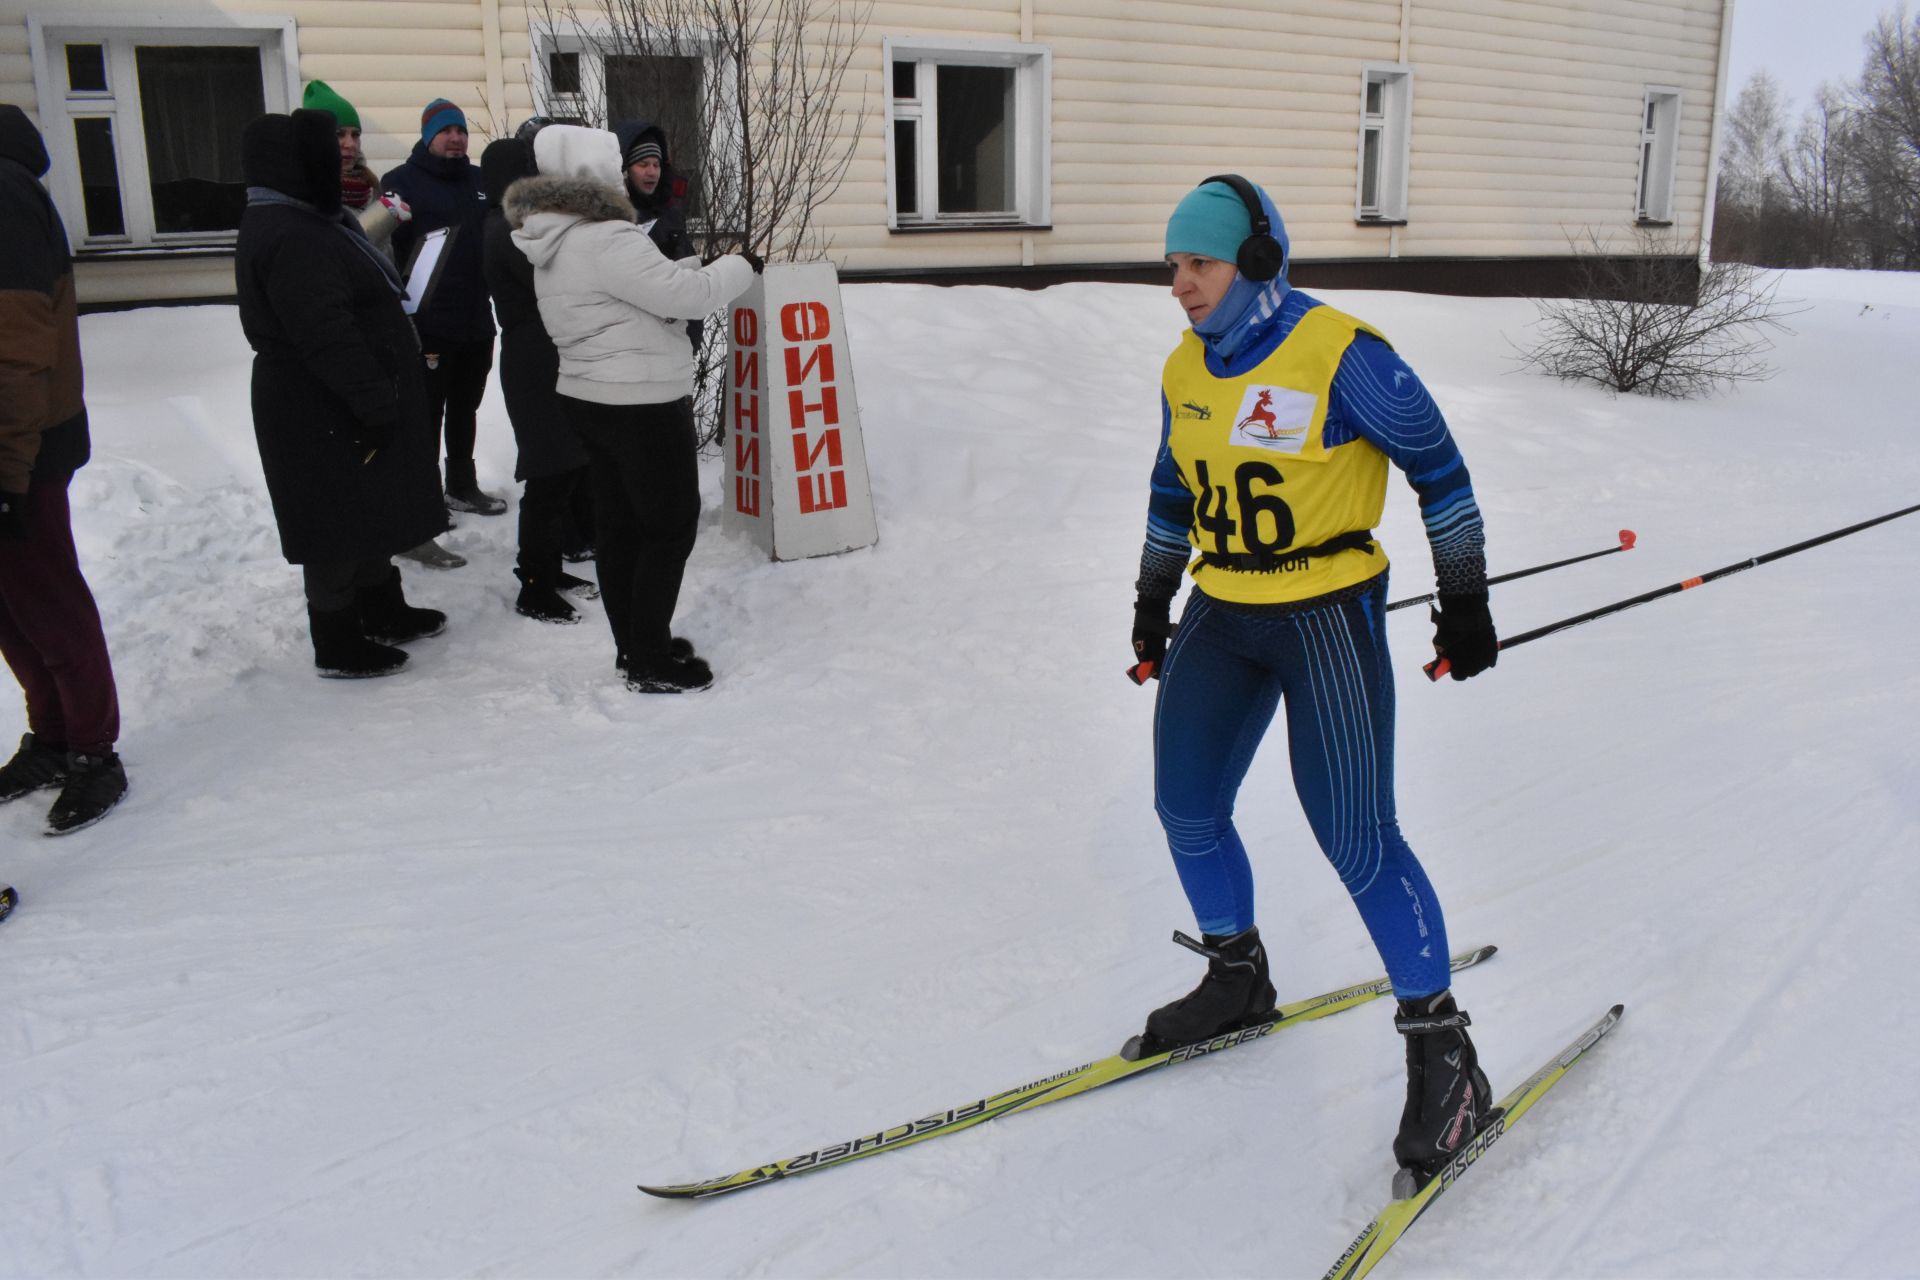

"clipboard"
[402,225,456,316]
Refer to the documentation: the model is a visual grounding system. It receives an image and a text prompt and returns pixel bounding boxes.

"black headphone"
[1198,173,1286,283]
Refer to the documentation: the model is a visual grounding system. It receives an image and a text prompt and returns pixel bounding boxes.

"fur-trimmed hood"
[504,174,634,229]
[505,173,636,268]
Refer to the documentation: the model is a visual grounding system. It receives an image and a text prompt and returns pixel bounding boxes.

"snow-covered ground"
[4,268,1918,1278]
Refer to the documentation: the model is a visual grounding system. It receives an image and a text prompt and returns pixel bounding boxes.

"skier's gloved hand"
[1432,592,1498,680]
[0,488,27,540]
[1132,595,1173,677]
[740,250,765,275]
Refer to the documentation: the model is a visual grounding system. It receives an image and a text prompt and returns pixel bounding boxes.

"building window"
[30,17,294,250]
[532,31,727,223]
[1356,65,1412,223]
[884,38,1050,230]
[1637,88,1682,224]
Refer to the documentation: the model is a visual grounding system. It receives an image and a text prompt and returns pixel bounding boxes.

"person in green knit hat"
[301,81,466,570]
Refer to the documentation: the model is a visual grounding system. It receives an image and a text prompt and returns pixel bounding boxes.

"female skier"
[1129,175,1501,1186]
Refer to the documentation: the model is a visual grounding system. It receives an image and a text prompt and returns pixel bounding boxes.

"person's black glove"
[347,416,398,463]
[1432,592,1498,680]
[1132,595,1173,678]
[0,488,27,540]
[740,250,765,274]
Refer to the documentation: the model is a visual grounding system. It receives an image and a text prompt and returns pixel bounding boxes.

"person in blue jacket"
[382,98,507,521]
[1128,174,1501,1191]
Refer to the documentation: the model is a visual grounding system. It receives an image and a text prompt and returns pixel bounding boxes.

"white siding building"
[0,0,1732,305]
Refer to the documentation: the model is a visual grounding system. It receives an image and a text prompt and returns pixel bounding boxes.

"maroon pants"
[0,472,120,754]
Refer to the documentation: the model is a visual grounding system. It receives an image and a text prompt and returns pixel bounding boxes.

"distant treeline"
[1714,7,1920,270]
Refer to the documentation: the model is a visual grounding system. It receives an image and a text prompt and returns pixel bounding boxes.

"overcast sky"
[1725,0,1905,112]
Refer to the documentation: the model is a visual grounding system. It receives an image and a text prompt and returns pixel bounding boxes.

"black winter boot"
[357,570,446,645]
[625,653,713,693]
[0,732,69,803]
[1125,927,1278,1059]
[615,638,696,674]
[310,605,408,679]
[1391,991,1493,1193]
[45,749,128,835]
[554,570,601,600]
[514,569,580,624]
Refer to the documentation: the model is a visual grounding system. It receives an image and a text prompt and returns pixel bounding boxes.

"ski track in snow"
[2,273,1919,1277]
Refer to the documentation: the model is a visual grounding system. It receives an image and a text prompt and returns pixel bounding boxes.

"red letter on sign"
[797,470,848,513]
[735,476,760,516]
[735,390,759,435]
[732,306,758,345]
[733,349,758,390]
[794,426,844,472]
[787,386,839,432]
[779,301,830,342]
[784,342,834,387]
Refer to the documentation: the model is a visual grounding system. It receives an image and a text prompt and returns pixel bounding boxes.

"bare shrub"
[531,0,871,442]
[1518,230,1801,398]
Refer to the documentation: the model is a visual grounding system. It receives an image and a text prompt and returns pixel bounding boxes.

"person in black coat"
[235,108,450,679]
[478,135,594,624]
[613,120,704,356]
[382,99,507,518]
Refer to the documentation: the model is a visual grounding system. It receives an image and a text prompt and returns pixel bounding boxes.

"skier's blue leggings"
[1152,576,1452,999]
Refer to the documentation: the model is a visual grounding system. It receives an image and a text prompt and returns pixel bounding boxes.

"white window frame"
[882,37,1051,231]
[1636,86,1683,224]
[1355,64,1412,223]
[529,23,738,222]
[27,12,298,251]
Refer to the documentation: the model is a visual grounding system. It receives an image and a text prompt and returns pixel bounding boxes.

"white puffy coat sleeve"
[594,224,756,320]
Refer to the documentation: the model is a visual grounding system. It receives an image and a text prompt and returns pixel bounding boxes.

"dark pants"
[0,472,121,754]
[421,338,495,492]
[560,473,596,555]
[302,557,395,613]
[518,467,585,580]
[561,395,698,665]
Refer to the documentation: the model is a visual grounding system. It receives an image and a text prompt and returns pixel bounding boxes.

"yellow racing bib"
[1162,303,1391,605]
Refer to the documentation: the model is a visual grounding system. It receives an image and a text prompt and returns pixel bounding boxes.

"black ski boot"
[514,569,580,624]
[0,732,68,803]
[1124,927,1277,1059]
[1391,990,1493,1195]
[45,749,128,835]
[356,570,446,645]
[310,605,408,679]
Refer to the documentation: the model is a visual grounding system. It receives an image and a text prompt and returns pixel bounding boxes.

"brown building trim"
[78,253,1703,313]
[840,255,1703,301]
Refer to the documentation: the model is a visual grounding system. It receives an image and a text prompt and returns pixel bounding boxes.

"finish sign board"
[722,261,878,560]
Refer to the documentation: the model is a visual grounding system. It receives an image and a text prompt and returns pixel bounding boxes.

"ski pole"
[1127,528,1639,685]
[1424,501,1920,681]
[1384,528,1636,613]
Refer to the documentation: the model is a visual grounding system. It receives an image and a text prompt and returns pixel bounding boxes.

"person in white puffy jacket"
[506,125,757,693]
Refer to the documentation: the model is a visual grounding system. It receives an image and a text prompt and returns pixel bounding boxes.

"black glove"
[1132,596,1173,677]
[740,250,765,274]
[348,416,398,462]
[1432,593,1498,680]
[0,488,27,540]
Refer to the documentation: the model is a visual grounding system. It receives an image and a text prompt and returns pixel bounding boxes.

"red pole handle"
[1424,656,1451,682]
[1126,660,1158,685]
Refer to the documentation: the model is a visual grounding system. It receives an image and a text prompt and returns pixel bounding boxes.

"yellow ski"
[1323,1003,1626,1280]
[639,943,1497,1199]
